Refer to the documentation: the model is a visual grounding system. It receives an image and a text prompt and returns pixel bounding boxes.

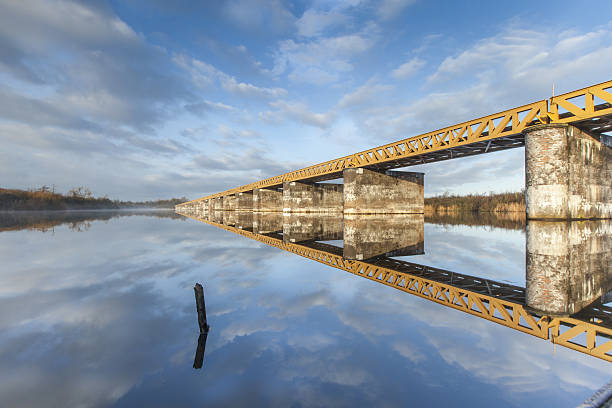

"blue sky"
[1,0,611,200]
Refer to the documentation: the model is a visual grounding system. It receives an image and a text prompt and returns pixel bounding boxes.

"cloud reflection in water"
[0,212,609,407]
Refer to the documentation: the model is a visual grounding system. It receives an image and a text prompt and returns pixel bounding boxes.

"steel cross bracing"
[178,210,612,363]
[178,80,612,207]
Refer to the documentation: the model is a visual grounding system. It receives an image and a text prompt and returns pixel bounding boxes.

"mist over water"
[0,211,609,407]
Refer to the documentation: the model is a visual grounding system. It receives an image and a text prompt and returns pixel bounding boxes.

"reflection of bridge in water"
[178,209,612,363]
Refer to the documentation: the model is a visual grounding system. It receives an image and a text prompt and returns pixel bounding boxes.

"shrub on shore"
[424,191,525,214]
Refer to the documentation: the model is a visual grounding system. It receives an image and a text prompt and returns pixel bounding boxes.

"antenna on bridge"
[552,83,555,99]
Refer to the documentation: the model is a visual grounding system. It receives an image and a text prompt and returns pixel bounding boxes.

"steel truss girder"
[179,211,612,363]
[180,80,612,207]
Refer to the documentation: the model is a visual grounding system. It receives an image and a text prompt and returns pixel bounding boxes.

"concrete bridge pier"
[236,191,254,211]
[212,197,223,211]
[282,181,343,213]
[223,195,236,211]
[526,220,611,315]
[253,188,283,212]
[525,124,612,220]
[192,201,205,216]
[198,201,207,215]
[343,168,424,214]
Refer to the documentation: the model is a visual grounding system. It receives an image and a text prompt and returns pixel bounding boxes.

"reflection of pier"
[282,214,343,243]
[179,210,612,363]
[527,221,612,315]
[343,214,424,260]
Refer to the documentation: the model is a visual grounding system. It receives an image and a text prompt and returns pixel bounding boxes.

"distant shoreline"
[0,187,187,211]
[0,208,175,212]
[424,191,525,214]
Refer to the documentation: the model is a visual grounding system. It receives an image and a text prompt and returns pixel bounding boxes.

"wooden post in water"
[193,282,210,369]
[194,283,209,333]
[193,332,208,369]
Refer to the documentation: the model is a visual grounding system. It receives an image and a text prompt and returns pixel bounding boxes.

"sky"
[1,0,611,201]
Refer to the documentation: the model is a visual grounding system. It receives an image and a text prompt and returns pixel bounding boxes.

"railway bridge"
[177,81,612,219]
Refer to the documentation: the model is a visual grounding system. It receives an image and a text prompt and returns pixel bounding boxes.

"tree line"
[0,186,188,211]
[424,191,525,214]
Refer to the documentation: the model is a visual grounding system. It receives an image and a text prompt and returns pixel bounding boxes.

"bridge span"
[178,80,612,219]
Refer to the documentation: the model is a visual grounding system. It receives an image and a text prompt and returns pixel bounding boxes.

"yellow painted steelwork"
[178,210,612,363]
[177,80,612,208]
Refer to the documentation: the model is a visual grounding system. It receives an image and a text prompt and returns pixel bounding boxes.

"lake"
[0,210,610,407]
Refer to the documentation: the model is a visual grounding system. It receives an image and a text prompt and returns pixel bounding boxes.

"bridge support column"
[282,182,343,213]
[253,188,283,212]
[525,124,612,219]
[222,195,236,211]
[526,220,612,315]
[343,168,424,214]
[236,191,254,211]
[199,201,208,215]
[208,197,223,212]
[212,197,223,211]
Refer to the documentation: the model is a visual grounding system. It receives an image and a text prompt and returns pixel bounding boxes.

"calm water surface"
[0,210,610,407]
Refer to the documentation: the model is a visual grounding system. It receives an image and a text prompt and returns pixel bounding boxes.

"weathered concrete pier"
[343,169,423,214]
[236,191,253,211]
[282,182,343,213]
[253,188,283,212]
[525,124,612,219]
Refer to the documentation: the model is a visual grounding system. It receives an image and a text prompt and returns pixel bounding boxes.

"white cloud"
[391,57,425,79]
[173,53,287,99]
[273,25,378,85]
[427,25,612,93]
[338,78,392,108]
[260,100,336,128]
[392,341,425,363]
[185,100,235,116]
[0,0,140,52]
[172,54,217,88]
[296,9,348,38]
[377,0,417,20]
[223,0,295,33]
[221,76,287,98]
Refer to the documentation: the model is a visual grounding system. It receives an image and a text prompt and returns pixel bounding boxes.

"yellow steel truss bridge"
[178,211,612,364]
[178,80,612,206]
